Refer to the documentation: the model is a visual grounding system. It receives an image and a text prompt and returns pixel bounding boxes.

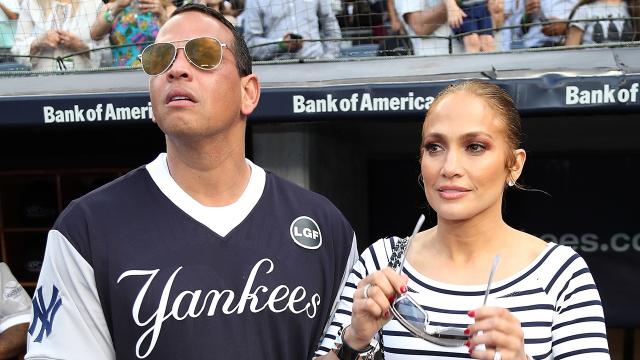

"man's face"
[149,11,243,141]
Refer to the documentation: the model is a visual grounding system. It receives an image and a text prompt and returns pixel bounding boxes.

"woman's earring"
[507,179,515,187]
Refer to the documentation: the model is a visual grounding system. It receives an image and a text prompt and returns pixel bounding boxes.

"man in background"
[242,0,342,60]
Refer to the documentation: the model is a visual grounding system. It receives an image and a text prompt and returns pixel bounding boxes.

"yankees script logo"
[117,258,321,359]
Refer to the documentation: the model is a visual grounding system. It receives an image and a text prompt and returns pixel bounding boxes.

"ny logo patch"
[28,285,62,343]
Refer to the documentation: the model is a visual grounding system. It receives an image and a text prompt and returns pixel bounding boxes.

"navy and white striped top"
[317,237,610,359]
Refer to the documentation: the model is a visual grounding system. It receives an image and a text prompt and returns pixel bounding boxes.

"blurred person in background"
[631,0,639,39]
[90,0,175,67]
[11,0,102,70]
[0,262,31,359]
[518,0,577,47]
[394,0,463,55]
[336,0,384,46]
[242,0,341,60]
[444,0,496,52]
[490,0,530,50]
[386,0,403,33]
[487,0,511,50]
[204,0,237,25]
[565,0,635,44]
[0,0,19,52]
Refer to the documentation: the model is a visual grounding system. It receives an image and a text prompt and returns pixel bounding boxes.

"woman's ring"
[363,283,372,299]
[493,350,502,360]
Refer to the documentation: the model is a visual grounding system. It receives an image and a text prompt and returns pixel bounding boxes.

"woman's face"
[420,91,523,222]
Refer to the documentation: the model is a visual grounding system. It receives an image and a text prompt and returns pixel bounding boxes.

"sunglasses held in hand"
[139,37,228,76]
[389,215,501,347]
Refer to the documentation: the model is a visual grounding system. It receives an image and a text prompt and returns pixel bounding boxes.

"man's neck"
[165,137,251,207]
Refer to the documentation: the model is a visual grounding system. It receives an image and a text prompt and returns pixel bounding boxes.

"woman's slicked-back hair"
[424,80,523,170]
[171,3,252,76]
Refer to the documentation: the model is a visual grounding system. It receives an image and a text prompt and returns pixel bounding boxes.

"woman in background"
[90,0,174,67]
[12,0,102,70]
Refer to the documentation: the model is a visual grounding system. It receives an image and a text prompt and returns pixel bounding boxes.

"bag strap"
[388,236,409,269]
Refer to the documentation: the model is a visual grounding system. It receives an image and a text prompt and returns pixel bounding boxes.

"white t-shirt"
[0,0,20,48]
[570,1,631,44]
[395,0,463,55]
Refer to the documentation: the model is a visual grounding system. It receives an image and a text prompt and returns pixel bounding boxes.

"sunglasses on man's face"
[390,215,501,347]
[138,37,228,76]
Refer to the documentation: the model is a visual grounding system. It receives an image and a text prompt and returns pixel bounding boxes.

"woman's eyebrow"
[461,131,494,141]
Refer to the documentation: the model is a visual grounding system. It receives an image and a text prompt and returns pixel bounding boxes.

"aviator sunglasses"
[138,37,228,76]
[389,215,501,347]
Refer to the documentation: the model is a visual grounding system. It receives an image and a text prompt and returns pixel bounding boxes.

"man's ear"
[240,74,260,116]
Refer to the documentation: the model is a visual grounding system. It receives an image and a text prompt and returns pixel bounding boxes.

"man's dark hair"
[171,3,252,76]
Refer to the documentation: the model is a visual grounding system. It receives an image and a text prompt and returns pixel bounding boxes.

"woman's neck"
[433,217,512,264]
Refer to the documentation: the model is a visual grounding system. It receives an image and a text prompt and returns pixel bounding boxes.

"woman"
[90,0,175,67]
[317,80,609,360]
[565,0,636,45]
[11,0,102,70]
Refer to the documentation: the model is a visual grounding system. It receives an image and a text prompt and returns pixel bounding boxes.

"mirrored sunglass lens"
[142,43,175,75]
[394,297,426,331]
[434,327,468,345]
[185,37,222,70]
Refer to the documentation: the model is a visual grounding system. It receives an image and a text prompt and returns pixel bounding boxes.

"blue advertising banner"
[0,74,638,126]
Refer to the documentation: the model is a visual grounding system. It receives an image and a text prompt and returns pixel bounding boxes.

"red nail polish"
[464,341,470,347]
[388,295,395,303]
[464,328,470,335]
[400,285,408,294]
[384,311,390,318]
[467,310,475,317]
[469,348,473,354]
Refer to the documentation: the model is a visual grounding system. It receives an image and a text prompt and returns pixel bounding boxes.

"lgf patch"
[290,216,322,249]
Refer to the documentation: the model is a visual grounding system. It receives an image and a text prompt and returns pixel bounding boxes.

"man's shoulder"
[54,166,149,224]
[266,171,336,207]
[264,171,352,229]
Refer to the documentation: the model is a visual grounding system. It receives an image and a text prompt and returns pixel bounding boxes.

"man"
[519,0,577,47]
[25,4,357,359]
[0,263,30,359]
[394,0,463,55]
[242,0,341,60]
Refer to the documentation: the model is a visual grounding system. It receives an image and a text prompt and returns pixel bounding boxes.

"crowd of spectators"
[0,0,638,70]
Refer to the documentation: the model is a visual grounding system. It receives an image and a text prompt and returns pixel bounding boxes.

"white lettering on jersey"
[117,258,320,359]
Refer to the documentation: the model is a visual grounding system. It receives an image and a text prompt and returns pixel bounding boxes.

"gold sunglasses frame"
[138,36,229,76]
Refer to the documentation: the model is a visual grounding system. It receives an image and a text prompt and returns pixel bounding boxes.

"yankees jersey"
[26,153,358,360]
[318,237,610,359]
